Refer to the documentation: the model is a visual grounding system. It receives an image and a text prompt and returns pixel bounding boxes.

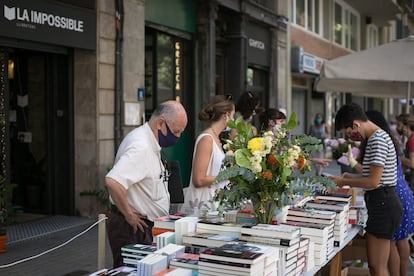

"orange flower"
[296,156,306,170]
[261,171,273,180]
[267,155,279,166]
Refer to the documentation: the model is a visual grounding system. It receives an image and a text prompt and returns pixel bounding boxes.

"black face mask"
[397,128,404,136]
[158,121,179,147]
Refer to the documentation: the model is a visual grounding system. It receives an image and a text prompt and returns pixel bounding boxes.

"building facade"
[1,0,413,218]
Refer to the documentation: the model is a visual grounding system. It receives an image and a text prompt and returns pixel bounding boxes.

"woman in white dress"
[181,95,235,214]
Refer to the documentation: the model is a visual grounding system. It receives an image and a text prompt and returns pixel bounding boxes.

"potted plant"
[0,174,17,253]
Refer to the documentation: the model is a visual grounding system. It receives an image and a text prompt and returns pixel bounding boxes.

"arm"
[105,177,148,233]
[401,151,414,169]
[328,165,384,189]
[191,135,216,188]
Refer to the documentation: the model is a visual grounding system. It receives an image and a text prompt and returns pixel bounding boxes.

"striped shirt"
[362,129,397,190]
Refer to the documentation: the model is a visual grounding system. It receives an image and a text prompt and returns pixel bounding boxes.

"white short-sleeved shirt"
[106,123,170,220]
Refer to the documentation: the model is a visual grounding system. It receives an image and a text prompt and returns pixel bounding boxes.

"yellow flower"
[247,137,263,152]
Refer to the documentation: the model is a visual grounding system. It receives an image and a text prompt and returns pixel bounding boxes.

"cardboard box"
[342,237,368,262]
[342,266,370,276]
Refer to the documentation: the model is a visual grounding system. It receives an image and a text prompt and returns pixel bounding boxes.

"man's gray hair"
[150,101,182,121]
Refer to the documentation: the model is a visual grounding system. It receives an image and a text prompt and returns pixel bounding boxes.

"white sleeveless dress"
[181,133,226,213]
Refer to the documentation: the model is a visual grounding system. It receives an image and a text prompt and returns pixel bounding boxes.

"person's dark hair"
[357,110,399,163]
[335,103,368,131]
[236,91,259,120]
[198,95,234,123]
[259,108,286,130]
[397,113,414,131]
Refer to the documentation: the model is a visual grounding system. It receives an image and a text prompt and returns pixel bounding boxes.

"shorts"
[364,186,403,239]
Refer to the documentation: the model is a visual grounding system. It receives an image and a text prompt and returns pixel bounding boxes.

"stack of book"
[239,223,301,275]
[155,232,176,249]
[312,194,352,247]
[196,218,243,237]
[154,243,186,263]
[153,215,182,237]
[182,232,239,249]
[153,267,193,276]
[168,252,199,272]
[282,220,334,265]
[137,254,168,276]
[296,237,310,274]
[121,244,157,267]
[198,242,279,276]
[174,216,199,245]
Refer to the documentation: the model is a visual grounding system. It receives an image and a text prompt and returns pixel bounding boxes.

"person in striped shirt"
[329,103,403,276]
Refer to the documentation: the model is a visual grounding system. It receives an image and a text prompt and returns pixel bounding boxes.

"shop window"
[334,0,360,51]
[145,27,191,120]
[292,0,322,35]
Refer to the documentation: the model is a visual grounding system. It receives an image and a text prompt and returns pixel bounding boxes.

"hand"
[125,212,149,233]
[345,144,357,168]
[328,175,346,187]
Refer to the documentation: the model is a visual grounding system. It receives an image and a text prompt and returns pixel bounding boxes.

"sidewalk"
[0,216,113,276]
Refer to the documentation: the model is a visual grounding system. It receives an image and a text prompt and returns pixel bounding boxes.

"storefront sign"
[291,46,324,74]
[303,52,323,74]
[175,41,181,92]
[246,23,270,67]
[0,0,96,50]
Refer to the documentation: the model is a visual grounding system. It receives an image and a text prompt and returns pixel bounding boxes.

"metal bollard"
[97,213,107,269]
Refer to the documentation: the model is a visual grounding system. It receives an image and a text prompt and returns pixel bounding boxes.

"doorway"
[5,48,73,216]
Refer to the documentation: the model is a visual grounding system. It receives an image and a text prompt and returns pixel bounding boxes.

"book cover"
[286,214,335,225]
[240,224,300,240]
[197,219,244,233]
[121,244,157,255]
[154,215,181,230]
[287,207,336,220]
[305,200,349,211]
[282,221,331,238]
[200,244,266,265]
[315,193,352,203]
[182,232,239,248]
[169,255,199,270]
[238,233,300,248]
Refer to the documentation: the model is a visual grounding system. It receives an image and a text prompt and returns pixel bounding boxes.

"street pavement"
[0,161,413,275]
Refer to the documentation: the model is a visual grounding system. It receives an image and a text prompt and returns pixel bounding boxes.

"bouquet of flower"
[326,138,360,160]
[214,113,336,224]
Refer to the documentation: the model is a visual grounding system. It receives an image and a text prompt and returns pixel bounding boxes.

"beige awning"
[316,35,414,100]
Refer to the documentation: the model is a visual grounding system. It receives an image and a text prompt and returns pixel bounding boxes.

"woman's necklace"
[210,127,220,138]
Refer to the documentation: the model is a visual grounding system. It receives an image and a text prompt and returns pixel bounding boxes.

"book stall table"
[302,225,363,276]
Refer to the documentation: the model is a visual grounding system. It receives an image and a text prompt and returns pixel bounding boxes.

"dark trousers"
[107,206,153,268]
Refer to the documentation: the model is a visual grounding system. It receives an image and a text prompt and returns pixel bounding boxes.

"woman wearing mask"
[348,111,414,276]
[309,113,330,175]
[259,108,286,133]
[396,114,414,193]
[181,95,235,214]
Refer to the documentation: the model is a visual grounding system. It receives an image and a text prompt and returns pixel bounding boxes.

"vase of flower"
[213,114,337,221]
[254,198,278,224]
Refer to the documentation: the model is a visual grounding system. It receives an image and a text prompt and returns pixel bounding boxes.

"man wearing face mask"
[105,100,188,268]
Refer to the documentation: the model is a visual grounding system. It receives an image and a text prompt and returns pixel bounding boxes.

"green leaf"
[286,112,297,130]
[235,148,252,170]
